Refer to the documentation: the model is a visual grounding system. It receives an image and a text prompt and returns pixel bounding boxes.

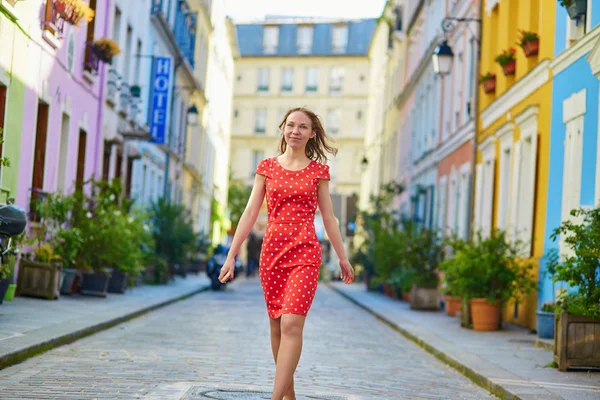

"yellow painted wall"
[477,0,555,329]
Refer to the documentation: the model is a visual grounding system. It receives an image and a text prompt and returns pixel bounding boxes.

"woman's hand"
[339,259,354,284]
[218,258,236,283]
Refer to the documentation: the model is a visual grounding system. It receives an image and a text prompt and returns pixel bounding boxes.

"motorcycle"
[206,244,242,290]
[0,201,27,298]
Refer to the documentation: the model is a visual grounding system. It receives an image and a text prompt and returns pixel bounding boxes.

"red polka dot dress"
[255,157,330,319]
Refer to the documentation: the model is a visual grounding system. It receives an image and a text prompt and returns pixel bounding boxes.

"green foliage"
[400,220,444,288]
[479,72,496,84]
[494,48,517,66]
[150,198,196,265]
[540,302,557,313]
[0,129,9,168]
[549,207,600,318]
[517,30,539,46]
[441,230,536,304]
[227,178,252,232]
[559,0,574,8]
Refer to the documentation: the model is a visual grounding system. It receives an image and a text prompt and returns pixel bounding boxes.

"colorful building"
[540,1,600,306]
[475,0,555,329]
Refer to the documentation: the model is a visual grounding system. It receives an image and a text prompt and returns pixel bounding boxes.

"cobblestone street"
[0,279,496,399]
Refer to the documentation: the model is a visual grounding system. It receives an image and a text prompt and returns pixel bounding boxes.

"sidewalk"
[0,274,210,370]
[329,282,600,400]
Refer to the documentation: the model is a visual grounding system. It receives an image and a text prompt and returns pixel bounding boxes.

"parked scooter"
[0,200,27,298]
[206,244,242,290]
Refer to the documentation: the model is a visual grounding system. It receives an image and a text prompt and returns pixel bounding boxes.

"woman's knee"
[280,315,305,337]
[269,317,282,337]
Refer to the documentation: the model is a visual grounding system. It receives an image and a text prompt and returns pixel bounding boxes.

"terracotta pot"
[502,60,516,76]
[445,296,461,317]
[401,292,410,302]
[483,77,496,94]
[469,298,501,331]
[522,39,539,57]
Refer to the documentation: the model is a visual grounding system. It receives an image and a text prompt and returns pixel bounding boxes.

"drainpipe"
[163,59,182,200]
[94,0,111,178]
[466,0,484,241]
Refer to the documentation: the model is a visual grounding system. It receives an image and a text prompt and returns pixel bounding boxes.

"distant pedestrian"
[219,107,354,400]
[246,231,261,277]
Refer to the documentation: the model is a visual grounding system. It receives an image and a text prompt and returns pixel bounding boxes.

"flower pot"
[0,279,10,305]
[80,270,111,297]
[54,1,73,19]
[16,260,62,300]
[554,310,600,371]
[469,298,501,331]
[502,60,516,76]
[130,85,141,98]
[3,283,16,301]
[522,39,539,57]
[60,268,80,295]
[567,0,587,20]
[401,292,410,302]
[107,268,129,294]
[536,310,555,339]
[483,78,496,94]
[410,284,439,310]
[445,296,462,317]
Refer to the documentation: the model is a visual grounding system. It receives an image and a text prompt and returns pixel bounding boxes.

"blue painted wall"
[555,2,600,56]
[540,55,600,305]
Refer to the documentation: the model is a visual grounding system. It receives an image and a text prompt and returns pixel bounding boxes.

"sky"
[224,0,388,21]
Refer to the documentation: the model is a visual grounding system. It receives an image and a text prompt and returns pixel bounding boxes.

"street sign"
[149,56,172,144]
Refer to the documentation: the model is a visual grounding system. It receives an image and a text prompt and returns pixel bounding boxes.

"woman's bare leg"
[270,314,305,400]
[269,317,296,399]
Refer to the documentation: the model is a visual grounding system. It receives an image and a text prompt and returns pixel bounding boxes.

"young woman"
[218,107,354,400]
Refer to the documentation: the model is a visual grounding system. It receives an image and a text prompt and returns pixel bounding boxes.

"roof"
[235,18,377,57]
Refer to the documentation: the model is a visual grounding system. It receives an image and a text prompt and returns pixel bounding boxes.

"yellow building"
[231,17,378,241]
[474,0,555,329]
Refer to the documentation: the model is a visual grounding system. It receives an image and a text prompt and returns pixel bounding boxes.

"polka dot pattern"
[255,157,330,319]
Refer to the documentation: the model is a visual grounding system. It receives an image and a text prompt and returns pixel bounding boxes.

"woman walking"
[218,107,354,400]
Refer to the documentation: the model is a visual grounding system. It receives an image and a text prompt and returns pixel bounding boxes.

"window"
[123,25,133,83]
[327,109,341,135]
[31,101,49,214]
[57,113,70,192]
[76,129,87,190]
[458,166,470,239]
[437,177,447,233]
[83,0,97,73]
[252,150,264,176]
[263,25,279,54]
[332,24,348,54]
[254,109,267,134]
[277,108,286,126]
[474,138,496,237]
[233,109,239,118]
[496,124,513,232]
[297,25,313,54]
[281,68,293,92]
[305,67,319,92]
[257,68,270,92]
[329,67,344,94]
[0,85,7,182]
[102,141,111,181]
[356,110,362,120]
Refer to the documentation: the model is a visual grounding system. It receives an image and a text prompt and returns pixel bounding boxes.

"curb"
[0,284,210,371]
[327,284,525,400]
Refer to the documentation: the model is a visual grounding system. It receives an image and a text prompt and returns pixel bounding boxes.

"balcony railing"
[119,82,131,113]
[152,0,196,69]
[83,42,100,75]
[107,68,121,104]
[43,0,67,39]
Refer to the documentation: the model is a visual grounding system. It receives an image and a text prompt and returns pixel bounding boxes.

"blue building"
[540,1,600,306]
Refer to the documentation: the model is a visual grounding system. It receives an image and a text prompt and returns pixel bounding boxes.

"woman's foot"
[283,394,296,400]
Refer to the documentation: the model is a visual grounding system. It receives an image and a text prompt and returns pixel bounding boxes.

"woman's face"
[283,111,315,149]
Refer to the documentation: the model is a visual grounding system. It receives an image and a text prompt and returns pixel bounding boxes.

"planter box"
[483,77,496,94]
[410,284,439,310]
[536,310,555,339]
[502,60,516,76]
[0,279,9,304]
[60,268,80,295]
[107,269,129,294]
[4,283,16,301]
[522,40,539,57]
[567,0,587,20]
[80,271,111,297]
[16,260,62,300]
[554,311,600,371]
[445,296,461,317]
[382,283,398,299]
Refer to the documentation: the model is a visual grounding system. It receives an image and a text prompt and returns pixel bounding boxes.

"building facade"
[231,17,377,242]
[541,1,599,307]
[1,1,107,210]
[475,0,555,329]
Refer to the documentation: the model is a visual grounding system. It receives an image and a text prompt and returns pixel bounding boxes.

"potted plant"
[495,48,517,76]
[439,236,467,317]
[479,72,496,94]
[451,230,537,331]
[130,85,142,98]
[559,0,587,20]
[549,207,600,371]
[518,30,540,57]
[93,37,121,64]
[55,0,95,27]
[536,248,559,339]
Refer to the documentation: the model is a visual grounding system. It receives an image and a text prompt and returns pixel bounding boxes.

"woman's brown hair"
[277,107,338,164]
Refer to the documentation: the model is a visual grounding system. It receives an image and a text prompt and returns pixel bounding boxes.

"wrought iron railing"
[107,68,121,103]
[120,83,131,113]
[83,42,100,75]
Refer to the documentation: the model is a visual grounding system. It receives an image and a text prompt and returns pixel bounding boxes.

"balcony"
[83,42,100,75]
[106,68,122,106]
[152,0,196,69]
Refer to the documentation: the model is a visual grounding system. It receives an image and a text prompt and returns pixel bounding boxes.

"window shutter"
[474,163,483,234]
[522,133,538,253]
[509,141,521,241]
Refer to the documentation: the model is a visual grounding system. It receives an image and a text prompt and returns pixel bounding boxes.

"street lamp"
[432,40,454,75]
[187,105,199,126]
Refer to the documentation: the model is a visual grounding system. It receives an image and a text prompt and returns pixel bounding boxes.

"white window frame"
[475,135,496,238]
[447,168,458,236]
[263,25,279,54]
[458,162,471,240]
[327,109,341,135]
[329,67,344,94]
[332,24,349,54]
[560,90,586,257]
[254,109,267,134]
[257,68,270,93]
[437,176,448,233]
[281,67,294,92]
[297,25,313,54]
[496,122,514,232]
[252,150,265,176]
[305,67,319,93]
